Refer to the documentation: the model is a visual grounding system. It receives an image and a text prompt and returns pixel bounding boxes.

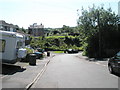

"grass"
[46,36,65,39]
[45,35,75,39]
[53,51,64,53]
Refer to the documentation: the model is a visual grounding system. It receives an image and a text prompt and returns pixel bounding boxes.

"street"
[1,52,119,89]
[31,53,119,88]
[1,0,120,89]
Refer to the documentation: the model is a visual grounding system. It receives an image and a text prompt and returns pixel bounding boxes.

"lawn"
[53,51,64,53]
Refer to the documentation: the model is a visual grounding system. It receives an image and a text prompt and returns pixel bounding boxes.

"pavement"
[76,52,108,67]
[1,52,56,89]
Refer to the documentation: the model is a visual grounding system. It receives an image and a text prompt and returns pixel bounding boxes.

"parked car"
[37,48,45,53]
[108,51,120,74]
[72,49,79,53]
[67,49,78,54]
[34,48,45,59]
[34,52,43,59]
[67,49,73,53]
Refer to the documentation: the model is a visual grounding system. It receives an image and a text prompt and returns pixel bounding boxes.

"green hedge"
[30,36,82,51]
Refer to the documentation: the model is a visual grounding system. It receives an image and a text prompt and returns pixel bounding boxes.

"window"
[16,41,23,49]
[0,40,6,52]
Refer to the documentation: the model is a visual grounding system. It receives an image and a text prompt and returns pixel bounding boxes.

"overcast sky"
[0,0,119,28]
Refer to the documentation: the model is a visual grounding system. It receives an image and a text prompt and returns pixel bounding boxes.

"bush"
[30,35,82,51]
[84,30,120,58]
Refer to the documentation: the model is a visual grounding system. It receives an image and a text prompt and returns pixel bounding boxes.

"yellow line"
[25,60,51,90]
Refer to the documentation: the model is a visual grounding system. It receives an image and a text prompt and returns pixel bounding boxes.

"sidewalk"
[76,52,108,66]
[2,52,56,89]
[76,52,109,61]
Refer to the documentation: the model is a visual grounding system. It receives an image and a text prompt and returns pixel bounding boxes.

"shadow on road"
[85,58,108,62]
[1,64,26,75]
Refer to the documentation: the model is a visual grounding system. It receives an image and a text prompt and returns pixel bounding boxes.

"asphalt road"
[31,53,119,88]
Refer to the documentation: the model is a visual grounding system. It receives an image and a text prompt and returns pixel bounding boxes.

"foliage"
[29,5,119,58]
[46,36,65,39]
[77,5,119,57]
[30,35,82,51]
[48,25,79,36]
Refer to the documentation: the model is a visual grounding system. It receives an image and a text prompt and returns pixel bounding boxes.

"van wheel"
[108,64,114,74]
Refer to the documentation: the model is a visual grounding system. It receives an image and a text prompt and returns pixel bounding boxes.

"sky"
[0,0,119,29]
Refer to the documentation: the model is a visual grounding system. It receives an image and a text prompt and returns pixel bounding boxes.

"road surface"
[31,53,119,88]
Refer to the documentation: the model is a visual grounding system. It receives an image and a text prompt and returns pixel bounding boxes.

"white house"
[0,20,18,32]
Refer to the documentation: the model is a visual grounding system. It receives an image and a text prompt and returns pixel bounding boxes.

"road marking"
[25,60,50,90]
[25,54,56,90]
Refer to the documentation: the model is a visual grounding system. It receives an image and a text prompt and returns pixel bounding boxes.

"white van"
[0,30,27,64]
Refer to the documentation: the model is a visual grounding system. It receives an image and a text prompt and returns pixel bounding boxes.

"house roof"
[29,23,44,29]
[0,20,18,28]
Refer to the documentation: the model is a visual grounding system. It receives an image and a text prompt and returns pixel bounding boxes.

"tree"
[77,5,119,58]
[61,25,74,33]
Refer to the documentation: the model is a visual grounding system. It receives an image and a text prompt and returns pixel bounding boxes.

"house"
[0,20,31,45]
[0,20,18,32]
[17,30,31,45]
[28,23,44,37]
